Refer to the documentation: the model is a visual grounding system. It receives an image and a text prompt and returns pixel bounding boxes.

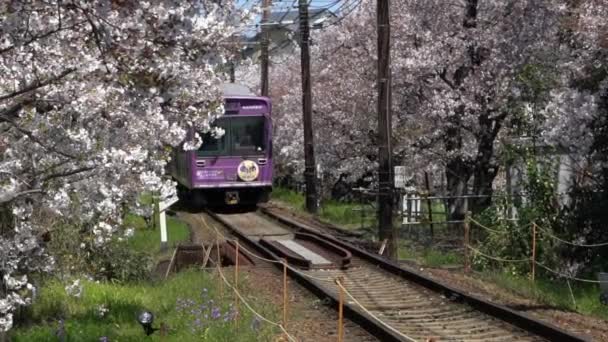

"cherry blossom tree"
[265,5,382,186]
[536,0,608,269]
[263,1,575,214]
[0,0,251,332]
[540,0,608,160]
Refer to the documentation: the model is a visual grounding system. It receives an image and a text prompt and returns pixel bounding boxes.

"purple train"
[169,84,272,206]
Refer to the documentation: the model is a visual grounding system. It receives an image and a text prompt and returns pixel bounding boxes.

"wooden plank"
[201,243,213,268]
[165,247,178,280]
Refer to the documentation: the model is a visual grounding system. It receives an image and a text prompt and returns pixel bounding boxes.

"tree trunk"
[471,112,504,214]
[444,105,472,232]
[0,203,12,236]
[446,158,471,234]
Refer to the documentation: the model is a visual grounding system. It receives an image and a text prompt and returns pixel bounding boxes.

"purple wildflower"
[191,317,205,332]
[211,307,221,320]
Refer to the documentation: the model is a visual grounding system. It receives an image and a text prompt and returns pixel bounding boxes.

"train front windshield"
[197,116,266,156]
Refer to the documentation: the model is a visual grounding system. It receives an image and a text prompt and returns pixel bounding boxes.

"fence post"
[359,189,364,230]
[234,240,240,328]
[283,259,288,333]
[531,223,537,282]
[336,277,345,342]
[216,239,223,298]
[464,211,471,273]
[424,192,434,240]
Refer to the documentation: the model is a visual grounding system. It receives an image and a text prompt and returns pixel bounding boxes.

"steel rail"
[204,209,406,342]
[259,207,589,342]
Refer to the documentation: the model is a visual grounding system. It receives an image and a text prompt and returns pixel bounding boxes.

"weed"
[13,270,278,341]
[125,214,190,260]
[481,271,608,320]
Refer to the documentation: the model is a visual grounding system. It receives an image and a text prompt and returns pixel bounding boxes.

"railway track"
[205,208,588,342]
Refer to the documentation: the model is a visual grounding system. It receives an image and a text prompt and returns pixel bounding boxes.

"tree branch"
[437,68,456,90]
[0,102,27,122]
[0,189,43,204]
[0,113,77,159]
[42,166,96,182]
[0,68,76,102]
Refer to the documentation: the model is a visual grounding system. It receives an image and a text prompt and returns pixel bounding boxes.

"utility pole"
[377,0,396,258]
[260,0,271,96]
[229,61,235,83]
[299,0,318,214]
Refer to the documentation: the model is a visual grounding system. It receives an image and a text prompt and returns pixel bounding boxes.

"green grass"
[481,271,608,320]
[398,243,463,267]
[12,270,279,341]
[270,187,306,210]
[271,187,375,230]
[272,187,454,235]
[124,213,190,259]
[14,211,280,340]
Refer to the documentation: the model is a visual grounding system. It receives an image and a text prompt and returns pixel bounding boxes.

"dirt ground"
[177,210,378,342]
[266,201,608,342]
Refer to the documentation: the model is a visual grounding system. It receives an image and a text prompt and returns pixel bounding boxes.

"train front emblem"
[237,160,259,182]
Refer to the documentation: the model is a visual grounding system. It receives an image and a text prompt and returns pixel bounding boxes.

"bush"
[88,239,154,282]
[48,220,153,283]
[473,153,562,275]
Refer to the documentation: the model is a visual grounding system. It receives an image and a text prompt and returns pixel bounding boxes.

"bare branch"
[0,189,43,204]
[0,68,76,102]
[437,68,456,90]
[0,113,77,159]
[42,166,96,182]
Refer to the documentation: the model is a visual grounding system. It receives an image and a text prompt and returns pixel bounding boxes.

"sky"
[236,0,344,12]
[235,0,345,36]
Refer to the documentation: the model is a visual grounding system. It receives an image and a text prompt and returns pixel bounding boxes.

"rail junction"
[189,206,589,342]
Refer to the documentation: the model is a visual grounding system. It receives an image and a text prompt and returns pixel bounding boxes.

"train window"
[230,117,265,155]
[197,118,228,156]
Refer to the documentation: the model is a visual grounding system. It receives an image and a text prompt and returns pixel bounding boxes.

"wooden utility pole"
[229,62,235,83]
[299,0,318,214]
[260,0,271,96]
[377,0,396,258]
